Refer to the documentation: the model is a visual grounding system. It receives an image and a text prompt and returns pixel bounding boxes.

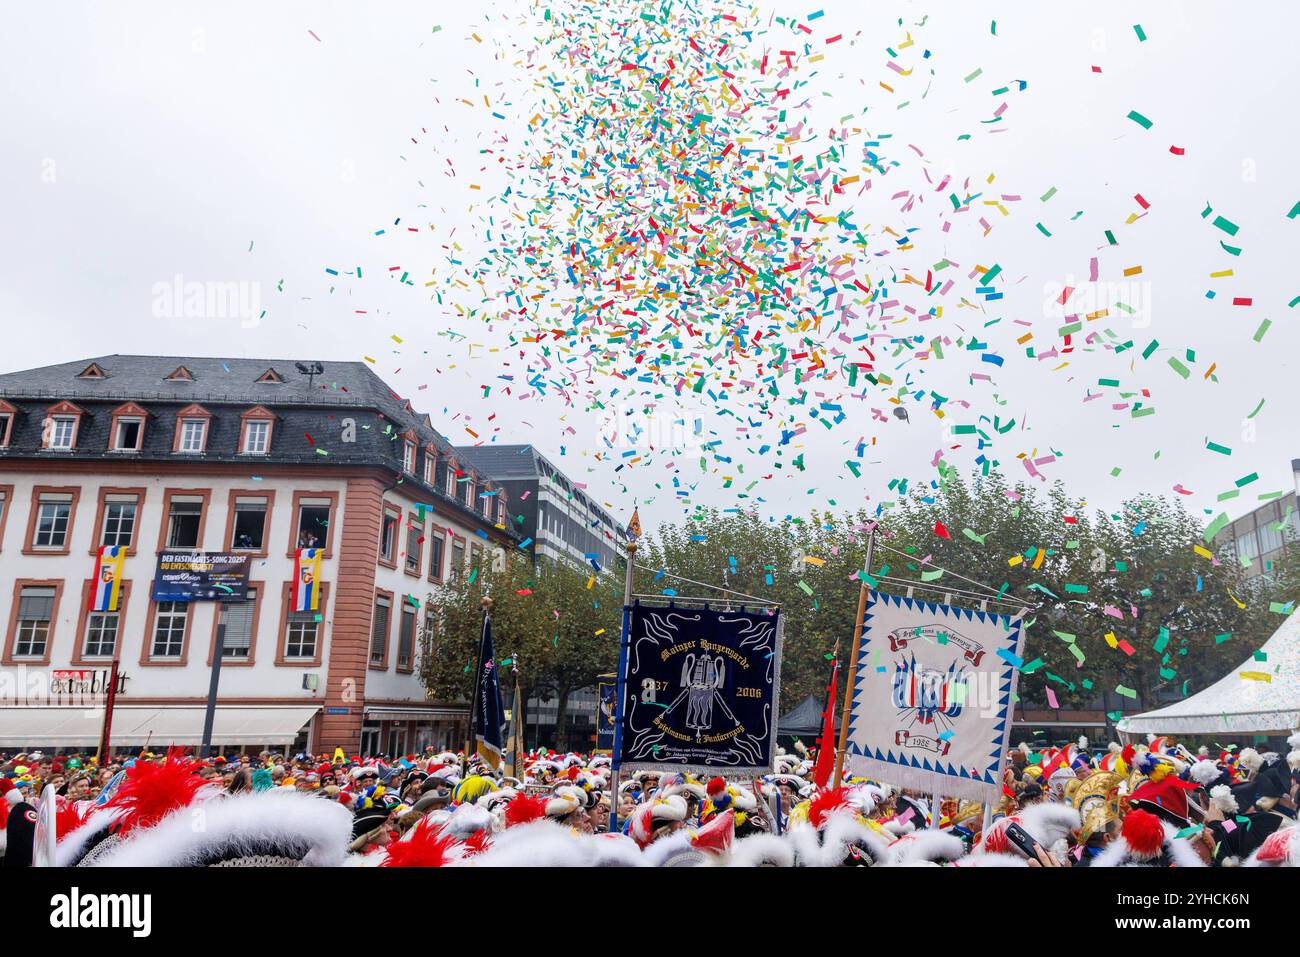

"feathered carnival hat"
[628,796,688,849]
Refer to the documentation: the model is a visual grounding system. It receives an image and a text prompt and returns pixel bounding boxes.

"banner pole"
[608,510,640,836]
[833,527,875,787]
[466,598,490,777]
[200,622,226,760]
[96,655,120,766]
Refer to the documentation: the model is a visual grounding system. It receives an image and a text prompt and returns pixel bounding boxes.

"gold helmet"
[1073,771,1123,844]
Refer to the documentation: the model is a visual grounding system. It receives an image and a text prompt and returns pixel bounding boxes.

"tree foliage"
[422,472,1286,738]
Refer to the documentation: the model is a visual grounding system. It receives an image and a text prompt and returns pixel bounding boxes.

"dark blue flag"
[473,611,505,769]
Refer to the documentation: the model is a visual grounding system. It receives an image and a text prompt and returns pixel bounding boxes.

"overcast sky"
[2,1,1297,533]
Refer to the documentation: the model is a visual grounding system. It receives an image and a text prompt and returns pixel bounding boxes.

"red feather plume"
[462,828,493,856]
[808,786,851,829]
[504,793,549,828]
[1122,809,1165,859]
[381,820,457,868]
[107,748,211,833]
[706,776,726,798]
[56,800,93,840]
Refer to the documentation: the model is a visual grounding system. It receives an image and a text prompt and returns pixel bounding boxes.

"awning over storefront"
[363,706,467,723]
[0,705,320,748]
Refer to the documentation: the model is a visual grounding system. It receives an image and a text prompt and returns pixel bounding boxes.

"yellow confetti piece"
[1239,671,1271,683]
[804,555,825,567]
[1007,554,1023,566]
[1104,632,1118,649]
[1228,590,1246,610]
[1193,545,1213,560]
[391,334,403,344]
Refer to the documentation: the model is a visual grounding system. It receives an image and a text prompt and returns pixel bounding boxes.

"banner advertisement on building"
[843,590,1025,803]
[152,552,252,602]
[616,603,783,774]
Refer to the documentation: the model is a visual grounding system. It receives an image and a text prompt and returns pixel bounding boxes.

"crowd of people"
[2,733,1297,867]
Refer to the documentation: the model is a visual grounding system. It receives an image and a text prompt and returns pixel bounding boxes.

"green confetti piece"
[1133,24,1147,41]
[1253,319,1272,342]
[1141,339,1159,359]
[1040,186,1057,202]
[1212,215,1239,236]
[1115,685,1138,699]
[1206,441,1232,455]
[1167,357,1191,379]
[1203,512,1230,542]
[1127,110,1153,129]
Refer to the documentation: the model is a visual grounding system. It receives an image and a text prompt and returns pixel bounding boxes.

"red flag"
[933,521,951,538]
[813,660,839,788]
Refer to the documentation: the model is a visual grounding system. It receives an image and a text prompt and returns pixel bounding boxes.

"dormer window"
[422,449,436,485]
[0,400,17,449]
[238,406,275,455]
[78,363,108,380]
[41,402,85,451]
[172,404,212,455]
[445,463,458,497]
[114,417,143,451]
[255,368,285,384]
[108,402,149,453]
[399,430,417,474]
[179,420,206,453]
[165,366,194,382]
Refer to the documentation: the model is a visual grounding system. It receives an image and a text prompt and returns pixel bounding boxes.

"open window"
[231,496,269,551]
[295,500,330,550]
[165,496,204,549]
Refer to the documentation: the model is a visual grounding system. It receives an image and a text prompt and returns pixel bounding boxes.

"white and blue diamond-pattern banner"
[844,591,1025,803]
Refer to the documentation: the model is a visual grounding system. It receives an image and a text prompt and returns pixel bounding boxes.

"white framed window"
[178,419,207,453]
[445,467,457,497]
[0,413,13,447]
[241,419,271,455]
[423,453,435,485]
[397,605,416,669]
[217,590,256,659]
[14,587,55,657]
[370,596,391,664]
[285,611,318,659]
[232,497,268,551]
[47,415,77,450]
[151,602,188,658]
[402,440,416,474]
[113,417,144,452]
[380,509,399,563]
[83,611,119,658]
[32,495,73,549]
[100,497,138,549]
[165,497,203,549]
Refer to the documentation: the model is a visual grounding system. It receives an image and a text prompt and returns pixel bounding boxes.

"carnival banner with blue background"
[844,591,1025,802]
[596,681,616,752]
[616,603,782,774]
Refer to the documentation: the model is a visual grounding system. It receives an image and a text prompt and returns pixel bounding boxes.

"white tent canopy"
[0,705,320,748]
[1117,610,1300,737]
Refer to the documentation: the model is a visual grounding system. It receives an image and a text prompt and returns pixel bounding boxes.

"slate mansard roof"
[0,355,513,535]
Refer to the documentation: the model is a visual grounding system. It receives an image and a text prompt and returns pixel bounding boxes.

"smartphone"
[1004,821,1040,859]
